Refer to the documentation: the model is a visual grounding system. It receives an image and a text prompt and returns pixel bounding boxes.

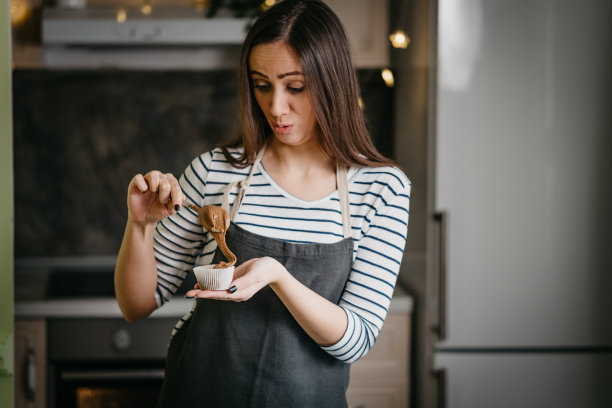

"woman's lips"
[273,124,293,135]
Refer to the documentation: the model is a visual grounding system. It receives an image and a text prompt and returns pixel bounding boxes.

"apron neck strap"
[222,148,265,219]
[222,148,352,239]
[336,164,352,239]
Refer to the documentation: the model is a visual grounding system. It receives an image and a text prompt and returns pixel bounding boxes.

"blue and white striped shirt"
[153,148,410,363]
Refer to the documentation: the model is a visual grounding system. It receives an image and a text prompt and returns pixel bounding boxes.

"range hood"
[41,7,250,69]
[42,7,250,45]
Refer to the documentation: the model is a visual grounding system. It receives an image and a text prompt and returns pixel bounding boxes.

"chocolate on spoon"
[189,205,236,269]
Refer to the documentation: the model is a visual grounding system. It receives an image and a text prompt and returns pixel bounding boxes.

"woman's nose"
[269,90,289,117]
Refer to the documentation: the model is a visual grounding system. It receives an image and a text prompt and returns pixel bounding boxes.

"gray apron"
[157,151,354,408]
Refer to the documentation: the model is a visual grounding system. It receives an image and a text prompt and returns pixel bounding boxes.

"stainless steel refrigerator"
[427,0,612,406]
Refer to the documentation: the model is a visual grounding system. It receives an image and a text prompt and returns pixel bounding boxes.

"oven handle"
[25,349,37,401]
[61,369,165,381]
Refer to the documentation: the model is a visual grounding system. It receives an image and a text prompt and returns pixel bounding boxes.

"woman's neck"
[263,138,335,176]
[261,138,338,201]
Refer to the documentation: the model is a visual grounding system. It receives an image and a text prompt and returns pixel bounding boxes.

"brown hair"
[220,0,395,168]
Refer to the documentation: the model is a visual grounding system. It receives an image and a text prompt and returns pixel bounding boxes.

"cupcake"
[188,204,236,291]
[193,264,235,291]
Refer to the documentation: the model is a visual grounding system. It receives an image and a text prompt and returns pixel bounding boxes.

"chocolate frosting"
[188,205,236,269]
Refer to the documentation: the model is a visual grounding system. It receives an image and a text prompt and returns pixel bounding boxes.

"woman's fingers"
[131,173,149,193]
[186,275,255,301]
[128,171,184,224]
[142,171,183,210]
[144,170,169,203]
[168,174,184,211]
[158,178,172,205]
[144,170,161,193]
[189,288,248,301]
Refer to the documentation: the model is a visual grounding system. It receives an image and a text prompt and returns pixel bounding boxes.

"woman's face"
[249,42,318,147]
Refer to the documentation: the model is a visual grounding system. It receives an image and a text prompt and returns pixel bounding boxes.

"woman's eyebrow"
[249,70,304,79]
[249,70,268,78]
[278,71,304,79]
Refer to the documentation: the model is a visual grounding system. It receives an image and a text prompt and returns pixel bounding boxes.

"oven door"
[48,318,178,408]
[52,362,164,408]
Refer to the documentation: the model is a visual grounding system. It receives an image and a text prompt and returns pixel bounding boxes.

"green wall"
[0,0,14,406]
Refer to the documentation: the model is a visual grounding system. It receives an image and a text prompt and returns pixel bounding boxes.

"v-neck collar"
[257,161,357,206]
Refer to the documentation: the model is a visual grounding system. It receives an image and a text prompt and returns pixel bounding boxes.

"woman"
[114,0,410,406]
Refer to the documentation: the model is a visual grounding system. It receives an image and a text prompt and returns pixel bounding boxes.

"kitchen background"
[12,68,393,258]
[7,0,612,407]
[10,1,416,408]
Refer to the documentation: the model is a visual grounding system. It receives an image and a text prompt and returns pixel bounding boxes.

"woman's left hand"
[186,257,284,301]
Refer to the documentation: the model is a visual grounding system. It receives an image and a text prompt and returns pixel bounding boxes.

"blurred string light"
[196,1,271,18]
[261,0,276,12]
[381,68,395,87]
[193,0,211,12]
[389,0,410,49]
[389,30,410,49]
[141,0,152,15]
[11,0,33,26]
[116,8,127,23]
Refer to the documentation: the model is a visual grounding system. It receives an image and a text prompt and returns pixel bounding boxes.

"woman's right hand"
[127,171,185,226]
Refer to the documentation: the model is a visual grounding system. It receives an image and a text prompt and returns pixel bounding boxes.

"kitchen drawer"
[346,381,409,408]
[350,313,410,379]
[347,312,411,408]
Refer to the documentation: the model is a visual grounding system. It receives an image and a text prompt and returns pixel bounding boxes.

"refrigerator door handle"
[433,211,448,341]
[434,367,447,408]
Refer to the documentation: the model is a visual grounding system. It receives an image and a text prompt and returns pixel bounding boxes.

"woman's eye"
[253,83,270,92]
[288,86,304,93]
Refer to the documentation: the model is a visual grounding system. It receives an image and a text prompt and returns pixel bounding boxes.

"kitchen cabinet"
[326,0,390,68]
[12,0,389,69]
[15,296,412,408]
[347,311,411,408]
[14,319,47,408]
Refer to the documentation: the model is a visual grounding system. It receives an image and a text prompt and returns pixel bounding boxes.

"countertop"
[15,293,413,319]
[14,260,414,319]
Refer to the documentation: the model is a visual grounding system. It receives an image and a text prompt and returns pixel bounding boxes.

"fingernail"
[174,204,180,211]
[229,285,237,293]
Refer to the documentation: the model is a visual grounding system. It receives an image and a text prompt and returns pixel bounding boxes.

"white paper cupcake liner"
[193,264,235,290]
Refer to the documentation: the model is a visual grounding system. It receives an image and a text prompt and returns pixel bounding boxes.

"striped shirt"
[153,148,410,363]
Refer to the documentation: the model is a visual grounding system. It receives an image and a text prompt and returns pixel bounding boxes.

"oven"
[15,257,197,408]
[48,317,177,408]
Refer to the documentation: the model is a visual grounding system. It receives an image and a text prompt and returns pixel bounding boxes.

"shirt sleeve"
[153,151,213,307]
[321,169,410,363]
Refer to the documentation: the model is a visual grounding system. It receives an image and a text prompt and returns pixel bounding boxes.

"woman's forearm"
[114,217,159,322]
[269,266,348,347]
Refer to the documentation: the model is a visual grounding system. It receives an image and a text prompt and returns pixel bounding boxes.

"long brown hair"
[220,0,395,168]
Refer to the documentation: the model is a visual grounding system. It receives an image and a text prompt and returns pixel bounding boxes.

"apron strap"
[222,148,352,238]
[222,148,265,221]
[336,164,352,239]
